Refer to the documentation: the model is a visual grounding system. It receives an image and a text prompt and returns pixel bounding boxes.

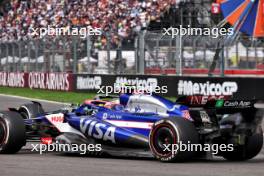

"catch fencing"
[0,32,264,76]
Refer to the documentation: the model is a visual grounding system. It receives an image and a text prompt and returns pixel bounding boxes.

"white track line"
[0,94,70,105]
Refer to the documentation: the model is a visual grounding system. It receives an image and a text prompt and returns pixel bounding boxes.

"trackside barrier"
[0,72,264,99]
[74,74,264,99]
[0,72,74,91]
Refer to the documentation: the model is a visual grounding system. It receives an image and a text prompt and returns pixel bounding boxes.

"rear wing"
[176,96,264,119]
[206,99,258,109]
[176,95,231,107]
[206,100,264,121]
[176,95,264,110]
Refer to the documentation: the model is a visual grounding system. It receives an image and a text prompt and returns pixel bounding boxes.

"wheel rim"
[0,119,7,147]
[20,111,29,119]
[151,124,177,157]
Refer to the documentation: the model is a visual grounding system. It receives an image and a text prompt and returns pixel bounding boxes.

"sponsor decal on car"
[50,116,64,123]
[182,110,193,121]
[106,120,153,129]
[216,100,252,108]
[199,111,211,123]
[80,119,116,144]
[41,137,53,145]
[102,113,122,120]
[185,95,228,105]
[215,99,225,108]
[46,113,64,124]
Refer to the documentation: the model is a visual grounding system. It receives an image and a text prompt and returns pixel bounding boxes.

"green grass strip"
[0,87,176,104]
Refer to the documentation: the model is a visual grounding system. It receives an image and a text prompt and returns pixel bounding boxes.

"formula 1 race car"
[0,93,263,162]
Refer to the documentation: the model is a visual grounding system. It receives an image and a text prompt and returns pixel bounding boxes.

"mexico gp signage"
[76,75,102,90]
[74,74,264,99]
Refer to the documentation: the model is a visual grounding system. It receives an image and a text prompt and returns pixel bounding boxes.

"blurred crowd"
[0,0,176,46]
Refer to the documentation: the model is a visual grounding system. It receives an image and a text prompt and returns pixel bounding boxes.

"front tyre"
[18,102,44,119]
[0,111,26,154]
[149,117,199,162]
[222,126,263,161]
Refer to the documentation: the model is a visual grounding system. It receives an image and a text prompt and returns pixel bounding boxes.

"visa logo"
[80,119,116,144]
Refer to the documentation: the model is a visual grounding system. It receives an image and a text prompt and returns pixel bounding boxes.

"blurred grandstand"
[0,0,176,43]
[0,0,263,75]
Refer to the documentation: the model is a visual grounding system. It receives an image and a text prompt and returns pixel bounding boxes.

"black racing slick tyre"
[222,126,263,161]
[0,111,26,154]
[18,102,45,119]
[149,117,199,162]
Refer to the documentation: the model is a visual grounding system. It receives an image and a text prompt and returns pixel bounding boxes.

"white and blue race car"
[0,93,263,162]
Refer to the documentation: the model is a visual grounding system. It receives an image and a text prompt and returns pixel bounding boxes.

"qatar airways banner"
[0,72,26,88]
[0,72,73,91]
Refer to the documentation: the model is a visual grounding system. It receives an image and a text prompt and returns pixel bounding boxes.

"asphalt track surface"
[0,94,263,176]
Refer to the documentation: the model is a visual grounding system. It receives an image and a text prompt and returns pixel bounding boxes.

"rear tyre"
[222,126,263,161]
[18,102,44,119]
[149,117,199,162]
[0,111,26,154]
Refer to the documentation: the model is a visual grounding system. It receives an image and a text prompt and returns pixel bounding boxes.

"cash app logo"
[215,100,224,108]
